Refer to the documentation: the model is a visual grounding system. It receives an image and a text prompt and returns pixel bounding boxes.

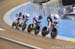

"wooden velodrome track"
[0,0,75,49]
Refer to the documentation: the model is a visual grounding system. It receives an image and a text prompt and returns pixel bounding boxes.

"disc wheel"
[27,24,33,33]
[12,22,16,28]
[51,27,57,39]
[34,25,40,35]
[22,24,26,31]
[42,26,49,37]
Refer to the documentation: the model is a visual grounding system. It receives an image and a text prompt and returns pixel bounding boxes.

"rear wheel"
[42,26,49,37]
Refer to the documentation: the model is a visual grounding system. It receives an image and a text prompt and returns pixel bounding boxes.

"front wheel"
[34,25,40,35]
[27,24,33,33]
[12,22,16,28]
[22,24,26,31]
[51,27,57,39]
[12,22,19,30]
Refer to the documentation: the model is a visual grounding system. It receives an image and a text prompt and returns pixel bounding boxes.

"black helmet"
[38,15,42,20]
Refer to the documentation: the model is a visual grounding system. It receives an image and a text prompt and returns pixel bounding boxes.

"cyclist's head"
[48,15,51,18]
[33,16,36,20]
[38,15,42,20]
[19,12,22,17]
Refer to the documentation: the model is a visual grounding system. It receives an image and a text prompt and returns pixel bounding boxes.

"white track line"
[0,36,43,49]
[0,28,5,31]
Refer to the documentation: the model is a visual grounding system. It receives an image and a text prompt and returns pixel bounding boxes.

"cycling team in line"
[12,12,60,39]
